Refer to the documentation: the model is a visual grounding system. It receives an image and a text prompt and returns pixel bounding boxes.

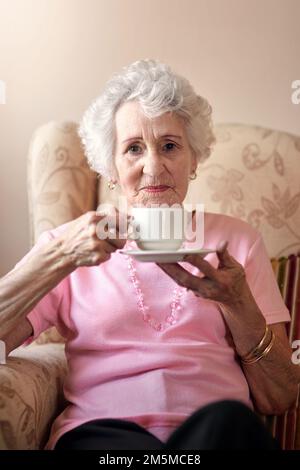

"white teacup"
[128,206,187,251]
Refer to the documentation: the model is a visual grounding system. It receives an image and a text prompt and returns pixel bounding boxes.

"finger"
[114,212,131,238]
[157,262,215,298]
[183,253,218,280]
[217,240,229,252]
[186,277,215,298]
[115,208,133,230]
[95,212,129,244]
[95,208,132,231]
[100,239,121,253]
[157,262,203,292]
[105,230,127,249]
[216,240,236,267]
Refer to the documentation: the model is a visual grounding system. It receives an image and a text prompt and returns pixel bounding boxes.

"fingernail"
[217,240,228,251]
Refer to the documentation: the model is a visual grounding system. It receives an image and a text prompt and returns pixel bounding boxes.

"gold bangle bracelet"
[241,324,269,362]
[241,330,275,365]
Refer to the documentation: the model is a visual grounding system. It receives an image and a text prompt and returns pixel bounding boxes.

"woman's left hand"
[156,241,251,308]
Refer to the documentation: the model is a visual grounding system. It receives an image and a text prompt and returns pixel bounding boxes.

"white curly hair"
[78,59,216,181]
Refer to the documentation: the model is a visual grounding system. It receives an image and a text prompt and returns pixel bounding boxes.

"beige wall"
[0,0,299,276]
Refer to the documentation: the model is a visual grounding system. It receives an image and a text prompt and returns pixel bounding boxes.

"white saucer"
[119,247,215,263]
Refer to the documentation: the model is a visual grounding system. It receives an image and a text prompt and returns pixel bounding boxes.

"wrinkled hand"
[156,241,250,308]
[56,209,129,269]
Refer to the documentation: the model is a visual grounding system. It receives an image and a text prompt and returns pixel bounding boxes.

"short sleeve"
[12,230,70,345]
[244,233,291,325]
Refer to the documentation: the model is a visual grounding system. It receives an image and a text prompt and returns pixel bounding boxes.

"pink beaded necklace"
[124,242,187,332]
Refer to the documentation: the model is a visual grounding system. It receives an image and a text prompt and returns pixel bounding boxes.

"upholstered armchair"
[0,121,299,449]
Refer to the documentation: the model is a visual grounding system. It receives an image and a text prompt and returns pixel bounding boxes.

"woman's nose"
[142,149,164,176]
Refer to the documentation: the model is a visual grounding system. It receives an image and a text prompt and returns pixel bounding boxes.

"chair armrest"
[259,387,300,450]
[0,343,67,449]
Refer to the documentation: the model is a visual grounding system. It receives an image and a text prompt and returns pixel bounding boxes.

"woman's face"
[114,100,197,207]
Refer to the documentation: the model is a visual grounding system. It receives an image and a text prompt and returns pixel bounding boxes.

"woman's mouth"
[142,185,170,193]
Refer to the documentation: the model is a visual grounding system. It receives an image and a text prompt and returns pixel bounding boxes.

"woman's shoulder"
[204,211,259,236]
[203,211,261,254]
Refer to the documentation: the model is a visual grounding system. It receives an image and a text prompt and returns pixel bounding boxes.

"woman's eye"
[126,142,178,155]
[163,142,177,151]
[127,145,142,154]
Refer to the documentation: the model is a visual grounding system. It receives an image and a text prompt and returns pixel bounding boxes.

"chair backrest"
[27,121,98,246]
[27,121,98,344]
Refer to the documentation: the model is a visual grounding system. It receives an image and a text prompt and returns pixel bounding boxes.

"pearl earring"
[108,180,116,190]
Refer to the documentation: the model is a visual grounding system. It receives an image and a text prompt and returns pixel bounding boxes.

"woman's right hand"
[0,209,130,349]
[55,209,129,269]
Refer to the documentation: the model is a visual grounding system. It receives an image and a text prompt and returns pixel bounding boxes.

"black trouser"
[54,400,280,450]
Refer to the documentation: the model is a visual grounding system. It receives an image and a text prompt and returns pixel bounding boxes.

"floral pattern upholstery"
[27,121,98,345]
[28,121,98,244]
[0,344,67,449]
[0,121,299,450]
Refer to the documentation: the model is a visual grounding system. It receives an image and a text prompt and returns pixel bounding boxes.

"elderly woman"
[1,60,298,450]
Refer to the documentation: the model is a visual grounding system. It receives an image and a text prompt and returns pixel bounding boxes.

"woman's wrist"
[240,326,275,364]
[217,291,267,358]
[0,238,74,338]
[38,236,76,276]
